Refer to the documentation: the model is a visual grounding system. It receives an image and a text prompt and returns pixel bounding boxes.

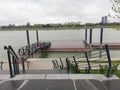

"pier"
[47,40,89,51]
[92,42,120,48]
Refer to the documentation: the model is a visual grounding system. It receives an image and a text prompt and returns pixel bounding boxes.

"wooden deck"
[47,40,89,51]
[38,41,120,51]
[92,42,120,48]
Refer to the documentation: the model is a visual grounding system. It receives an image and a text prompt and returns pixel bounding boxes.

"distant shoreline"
[0,25,120,31]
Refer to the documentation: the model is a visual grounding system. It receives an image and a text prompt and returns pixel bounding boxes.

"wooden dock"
[92,42,120,48]
[43,41,120,51]
[46,40,89,51]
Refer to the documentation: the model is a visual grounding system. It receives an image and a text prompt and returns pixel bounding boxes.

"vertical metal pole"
[85,52,91,73]
[21,58,25,72]
[55,59,59,68]
[105,44,111,77]
[66,58,70,74]
[26,30,30,47]
[89,28,92,45]
[12,56,16,75]
[52,60,57,69]
[85,28,87,42]
[73,56,79,72]
[26,30,30,56]
[16,59,19,74]
[100,28,103,45]
[60,58,64,69]
[36,30,39,46]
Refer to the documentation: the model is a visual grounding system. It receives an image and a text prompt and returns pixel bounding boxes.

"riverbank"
[0,24,120,31]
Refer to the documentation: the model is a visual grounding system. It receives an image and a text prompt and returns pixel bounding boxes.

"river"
[0,28,120,61]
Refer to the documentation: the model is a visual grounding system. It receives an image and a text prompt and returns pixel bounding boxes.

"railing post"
[16,59,20,74]
[85,52,91,73]
[73,56,79,72]
[105,44,112,77]
[66,58,70,74]
[4,46,14,78]
[21,57,25,72]
[12,56,16,75]
[52,60,57,69]
[60,58,64,69]
[0,61,3,71]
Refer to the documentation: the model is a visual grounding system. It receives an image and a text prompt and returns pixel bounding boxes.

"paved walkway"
[0,74,119,90]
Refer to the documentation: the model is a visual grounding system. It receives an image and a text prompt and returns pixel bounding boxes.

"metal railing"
[18,42,51,57]
[4,41,51,78]
[53,44,111,77]
[4,45,20,78]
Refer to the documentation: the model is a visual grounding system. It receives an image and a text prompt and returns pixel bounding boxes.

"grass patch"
[71,60,120,78]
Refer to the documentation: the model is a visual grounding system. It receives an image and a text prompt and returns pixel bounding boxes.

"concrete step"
[0,79,120,90]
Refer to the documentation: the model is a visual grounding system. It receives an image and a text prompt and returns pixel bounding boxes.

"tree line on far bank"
[0,22,120,30]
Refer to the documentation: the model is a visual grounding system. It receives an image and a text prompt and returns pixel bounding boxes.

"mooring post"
[36,30,39,47]
[89,28,92,45]
[99,28,104,58]
[26,30,30,56]
[85,28,87,42]
[100,28,103,45]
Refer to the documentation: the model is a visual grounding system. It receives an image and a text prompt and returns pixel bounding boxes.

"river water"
[0,28,120,61]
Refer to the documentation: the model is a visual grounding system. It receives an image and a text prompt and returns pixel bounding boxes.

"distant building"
[101,16,107,24]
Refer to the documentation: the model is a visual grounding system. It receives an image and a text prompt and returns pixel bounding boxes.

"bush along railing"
[54,44,112,77]
[4,45,20,78]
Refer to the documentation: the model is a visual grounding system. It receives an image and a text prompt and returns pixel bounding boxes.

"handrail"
[84,52,91,73]
[18,41,51,57]
[105,44,112,77]
[4,45,20,78]
[8,46,19,59]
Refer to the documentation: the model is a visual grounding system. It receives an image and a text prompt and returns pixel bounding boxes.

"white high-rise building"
[101,16,107,24]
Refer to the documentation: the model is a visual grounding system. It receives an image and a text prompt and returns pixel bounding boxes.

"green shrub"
[111,63,119,74]
[99,64,108,74]
[70,63,80,73]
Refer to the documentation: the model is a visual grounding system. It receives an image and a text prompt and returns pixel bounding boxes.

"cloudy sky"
[0,0,119,25]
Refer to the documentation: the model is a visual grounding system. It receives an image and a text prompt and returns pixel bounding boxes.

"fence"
[18,42,51,58]
[53,44,112,77]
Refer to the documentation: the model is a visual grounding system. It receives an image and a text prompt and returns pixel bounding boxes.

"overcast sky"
[0,0,119,25]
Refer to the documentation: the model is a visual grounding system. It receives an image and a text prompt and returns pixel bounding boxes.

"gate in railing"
[53,45,112,77]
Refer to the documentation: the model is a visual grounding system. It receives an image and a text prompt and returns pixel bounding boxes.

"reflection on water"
[39,51,49,58]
